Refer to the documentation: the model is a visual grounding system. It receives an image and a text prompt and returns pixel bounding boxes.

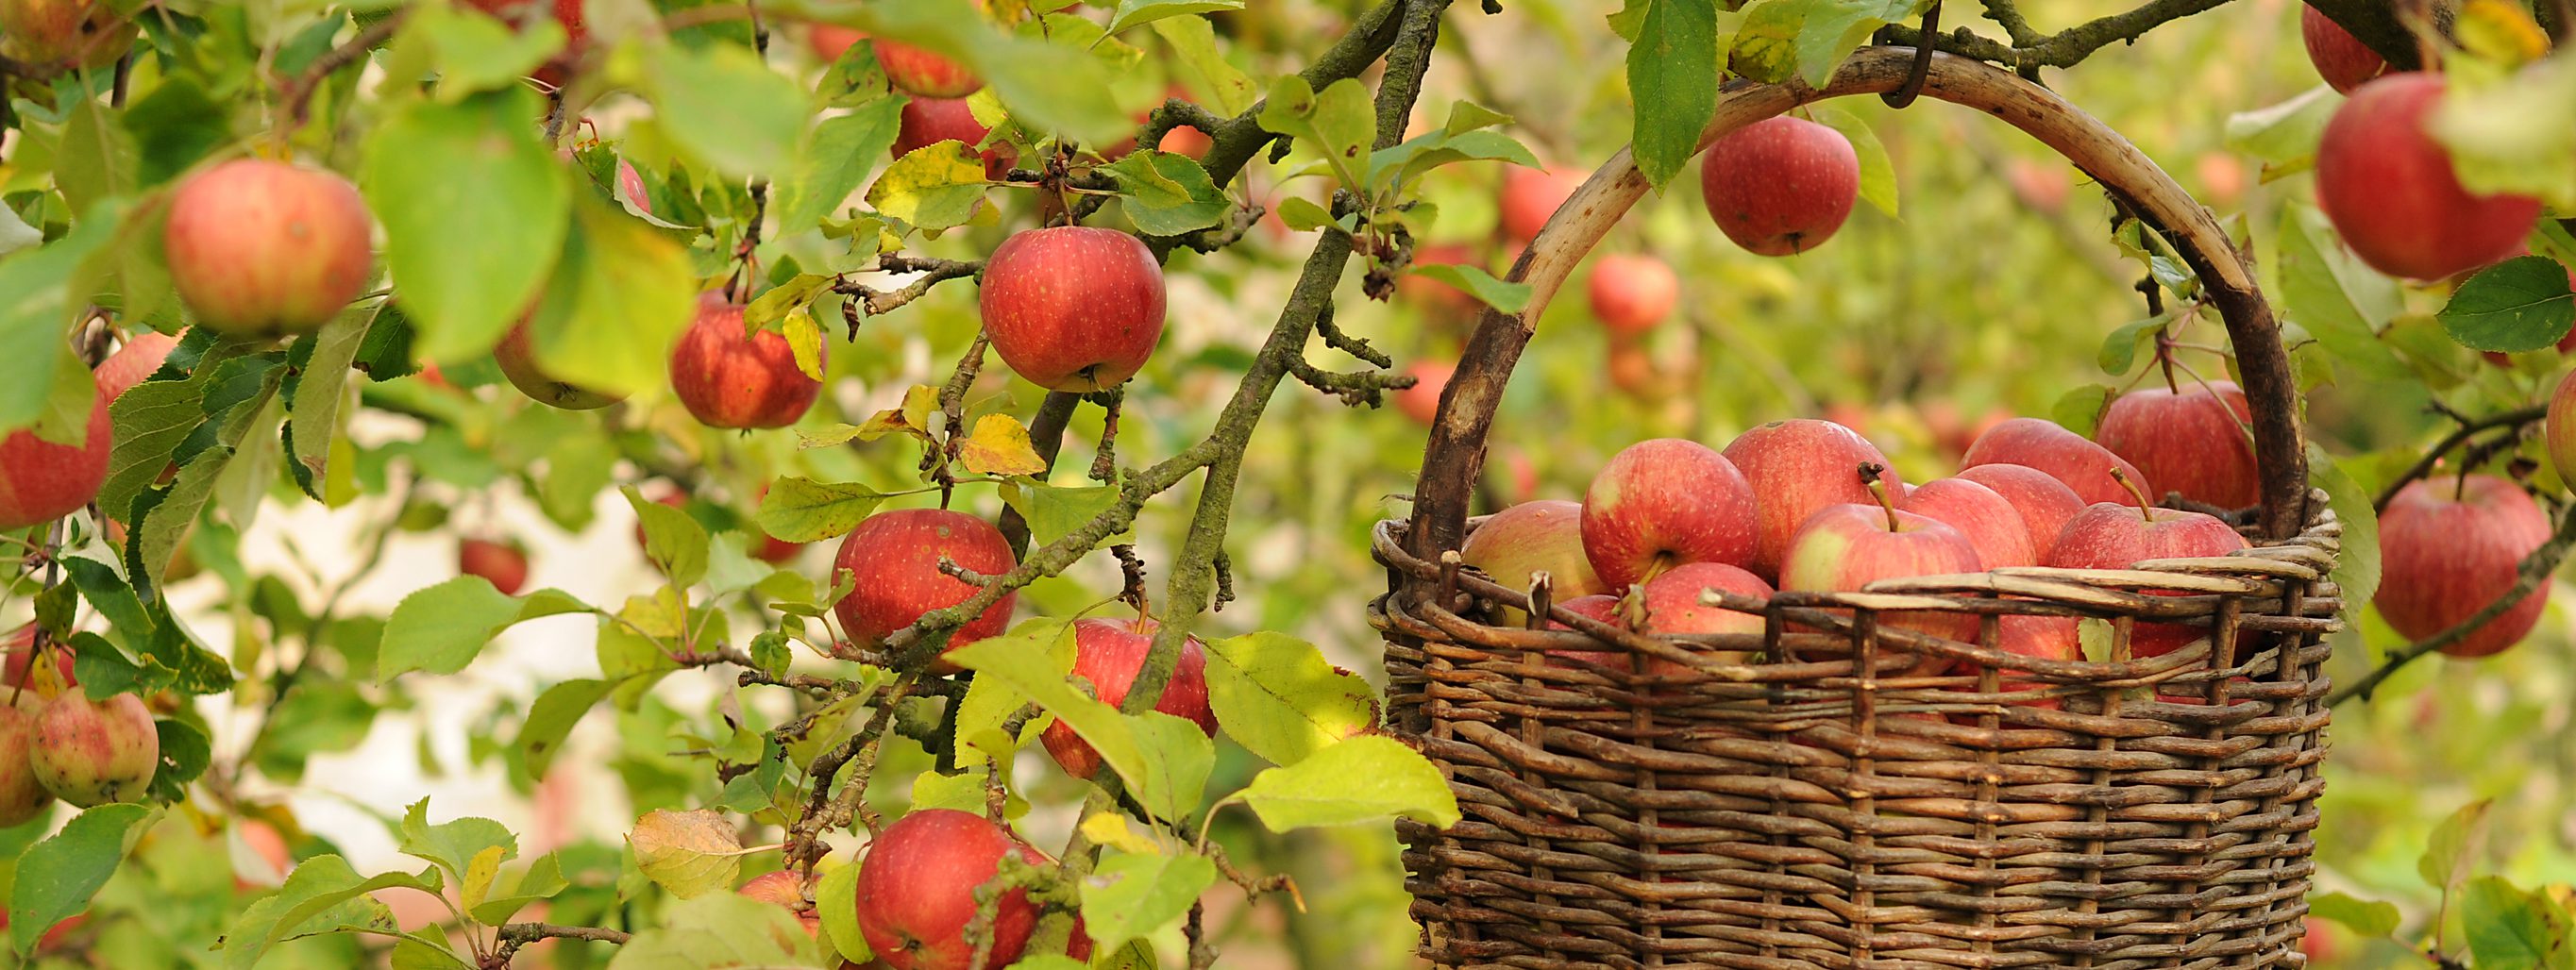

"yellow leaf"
[1080,812,1163,855]
[856,385,940,442]
[783,307,825,381]
[462,845,504,911]
[956,413,1048,477]
[2458,0,2550,66]
[628,808,743,899]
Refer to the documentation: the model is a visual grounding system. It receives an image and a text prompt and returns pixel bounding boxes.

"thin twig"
[487,923,631,968]
[281,9,410,129]
[2373,405,2549,513]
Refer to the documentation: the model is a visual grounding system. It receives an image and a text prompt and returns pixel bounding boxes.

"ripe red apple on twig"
[1586,254,1678,337]
[459,538,530,596]
[93,330,178,403]
[2315,73,2539,281]
[2300,7,2388,95]
[0,0,133,69]
[497,319,626,410]
[978,226,1168,393]
[670,299,824,429]
[0,375,112,531]
[853,809,1088,970]
[1039,617,1217,779]
[832,509,1018,671]
[2376,475,2551,659]
[874,39,982,98]
[894,97,1018,180]
[0,690,53,828]
[1499,166,1585,243]
[1698,115,1859,257]
[30,691,159,807]
[163,159,376,338]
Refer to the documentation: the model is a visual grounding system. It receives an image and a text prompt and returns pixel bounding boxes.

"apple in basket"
[1778,465,1983,662]
[1459,500,1608,621]
[1961,417,2151,508]
[2042,472,2248,658]
[1723,419,1903,582]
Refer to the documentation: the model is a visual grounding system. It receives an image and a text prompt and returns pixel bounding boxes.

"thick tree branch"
[488,923,630,967]
[998,391,1085,558]
[2329,499,2576,706]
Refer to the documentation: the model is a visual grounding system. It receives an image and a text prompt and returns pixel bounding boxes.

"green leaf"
[148,717,213,802]
[643,40,812,179]
[2096,312,2174,377]
[2049,383,2113,438]
[2441,255,2576,352]
[2308,891,2401,938]
[626,487,710,587]
[2277,203,2405,378]
[2223,87,2335,169]
[525,200,699,399]
[948,622,1207,819]
[776,98,904,238]
[412,4,564,97]
[518,678,614,780]
[2308,445,2381,621]
[746,275,835,330]
[1731,0,1922,88]
[1234,735,1459,831]
[398,799,518,880]
[1806,106,1896,218]
[57,98,136,218]
[1108,0,1244,33]
[1078,851,1218,950]
[605,892,817,969]
[1408,264,1530,313]
[284,307,375,499]
[0,209,118,435]
[816,860,872,965]
[121,76,228,189]
[219,854,425,970]
[952,625,1075,759]
[867,142,993,231]
[9,804,155,957]
[362,90,570,363]
[467,854,568,927]
[1257,76,1376,188]
[1201,631,1378,766]
[2419,798,2493,896]
[2429,51,2576,209]
[627,809,745,900]
[1273,196,1339,233]
[1625,0,1719,187]
[2461,876,2568,970]
[1150,17,1256,117]
[1100,150,1228,236]
[999,481,1122,549]
[757,477,894,543]
[378,577,592,681]
[856,0,1126,146]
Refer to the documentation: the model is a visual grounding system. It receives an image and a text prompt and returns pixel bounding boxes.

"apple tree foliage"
[1,0,2575,966]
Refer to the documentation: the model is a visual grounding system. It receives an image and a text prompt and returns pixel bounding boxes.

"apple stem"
[2109,466,2155,520]
[1860,462,1899,531]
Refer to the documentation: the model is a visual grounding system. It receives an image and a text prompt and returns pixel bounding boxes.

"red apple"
[1899,477,2035,569]
[496,319,624,410]
[832,509,1017,669]
[2316,73,2540,281]
[978,226,1167,393]
[1579,439,1759,589]
[2044,496,2250,657]
[237,819,294,882]
[670,300,824,429]
[0,691,53,828]
[2004,157,2072,212]
[2096,381,2257,510]
[1961,418,2151,508]
[1586,254,1678,337]
[1393,360,1451,426]
[1721,419,1904,581]
[739,870,822,939]
[29,691,158,807]
[93,330,178,403]
[1459,499,1610,613]
[3,625,76,692]
[1698,115,1858,257]
[1607,343,1659,398]
[1541,594,1627,667]
[2551,368,2576,486]
[1779,488,1985,648]
[163,159,375,337]
[752,486,806,564]
[1954,463,2087,560]
[2197,151,2248,209]
[459,538,530,596]
[2301,6,2388,95]
[855,809,1059,970]
[0,380,112,530]
[874,39,982,98]
[1499,166,1585,243]
[1636,561,1771,637]
[894,97,1017,180]
[810,25,866,62]
[0,0,133,69]
[2376,476,2551,658]
[1157,124,1213,159]
[1039,617,1217,779]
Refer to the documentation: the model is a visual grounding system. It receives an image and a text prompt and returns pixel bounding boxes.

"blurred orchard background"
[2,0,2570,965]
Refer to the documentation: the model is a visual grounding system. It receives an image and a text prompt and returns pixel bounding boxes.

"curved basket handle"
[1407,47,2309,561]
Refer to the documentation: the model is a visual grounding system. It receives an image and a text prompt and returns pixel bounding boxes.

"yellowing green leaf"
[628,809,744,899]
[866,142,993,230]
[958,413,1048,476]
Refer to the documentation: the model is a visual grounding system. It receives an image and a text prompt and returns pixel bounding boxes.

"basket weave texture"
[1371,496,2341,969]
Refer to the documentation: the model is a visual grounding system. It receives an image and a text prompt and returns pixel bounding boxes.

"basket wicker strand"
[1371,47,2338,970]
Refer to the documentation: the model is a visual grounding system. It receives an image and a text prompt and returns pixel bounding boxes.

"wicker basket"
[1371,48,2340,969]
